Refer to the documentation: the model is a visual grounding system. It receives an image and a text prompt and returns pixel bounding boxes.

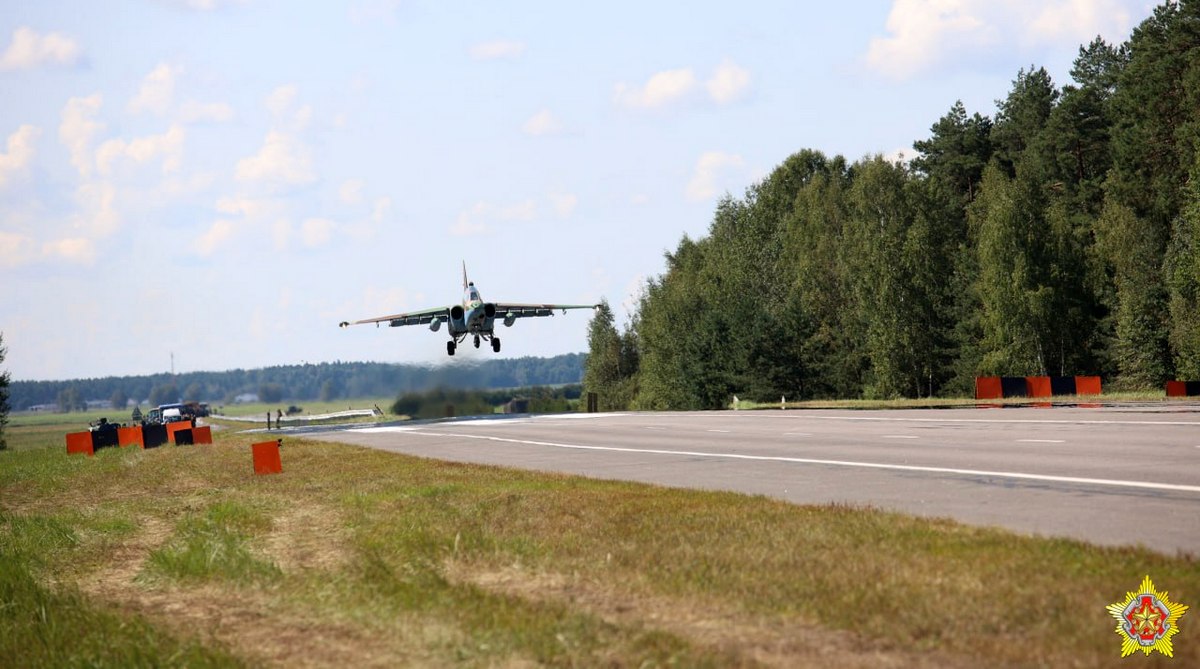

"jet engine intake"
[450,305,466,331]
[484,302,497,318]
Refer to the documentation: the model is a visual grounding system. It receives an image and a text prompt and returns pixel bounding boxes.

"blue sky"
[1,0,1150,381]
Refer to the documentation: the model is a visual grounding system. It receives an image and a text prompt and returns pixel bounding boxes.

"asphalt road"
[307,406,1200,555]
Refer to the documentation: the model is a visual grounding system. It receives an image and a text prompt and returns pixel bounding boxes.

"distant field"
[2,415,1197,667]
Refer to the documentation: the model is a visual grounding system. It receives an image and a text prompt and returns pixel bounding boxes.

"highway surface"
[308,406,1200,555]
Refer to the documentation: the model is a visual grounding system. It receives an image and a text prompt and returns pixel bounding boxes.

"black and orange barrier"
[976,375,1103,400]
[142,424,167,448]
[65,431,94,456]
[165,420,194,445]
[1166,381,1200,397]
[252,440,282,475]
[118,425,144,448]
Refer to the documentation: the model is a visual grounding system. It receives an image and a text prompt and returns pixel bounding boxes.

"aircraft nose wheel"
[447,341,456,356]
[492,337,501,353]
[474,335,481,348]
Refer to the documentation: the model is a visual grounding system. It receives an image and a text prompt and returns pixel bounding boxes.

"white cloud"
[452,199,537,237]
[0,27,81,71]
[265,84,311,130]
[70,180,120,237]
[469,40,526,61]
[177,100,234,124]
[686,151,745,201]
[522,109,565,136]
[301,217,337,247]
[865,0,1139,80]
[59,95,105,179]
[196,219,235,256]
[0,231,36,268]
[266,85,297,117]
[0,124,40,188]
[129,63,182,115]
[549,192,578,217]
[706,60,751,104]
[235,130,316,187]
[339,179,365,205]
[216,195,278,219]
[614,68,697,109]
[372,196,392,223]
[95,124,186,177]
[42,237,96,264]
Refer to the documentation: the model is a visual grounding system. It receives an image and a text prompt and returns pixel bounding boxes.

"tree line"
[586,2,1200,409]
[9,355,585,412]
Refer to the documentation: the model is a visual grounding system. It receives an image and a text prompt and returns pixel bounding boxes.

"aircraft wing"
[494,302,599,319]
[338,306,449,328]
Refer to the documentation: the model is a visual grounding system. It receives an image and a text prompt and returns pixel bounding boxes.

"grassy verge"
[2,418,1197,666]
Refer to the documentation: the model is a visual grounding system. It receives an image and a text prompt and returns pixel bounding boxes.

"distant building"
[234,393,260,404]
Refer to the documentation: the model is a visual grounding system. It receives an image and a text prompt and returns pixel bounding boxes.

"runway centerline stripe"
[1018,439,1065,443]
[403,431,1200,494]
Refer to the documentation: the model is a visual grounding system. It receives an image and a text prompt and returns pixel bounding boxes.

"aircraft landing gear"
[473,335,481,348]
[447,340,456,356]
[492,337,501,353]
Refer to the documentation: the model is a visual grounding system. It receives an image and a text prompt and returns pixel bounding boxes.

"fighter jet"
[338,263,598,356]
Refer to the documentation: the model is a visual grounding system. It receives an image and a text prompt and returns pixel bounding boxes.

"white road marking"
[404,431,1200,494]
[706,429,731,433]
[883,435,919,439]
[643,426,665,431]
[784,432,811,437]
[778,414,1200,427]
[1018,439,1065,443]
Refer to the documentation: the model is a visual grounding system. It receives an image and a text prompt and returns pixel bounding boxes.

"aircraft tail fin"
[462,260,468,290]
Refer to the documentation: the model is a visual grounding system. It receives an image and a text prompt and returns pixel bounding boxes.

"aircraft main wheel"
[447,341,456,356]
[474,335,481,348]
[492,337,501,353]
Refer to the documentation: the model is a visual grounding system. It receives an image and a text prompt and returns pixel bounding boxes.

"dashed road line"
[1018,439,1065,443]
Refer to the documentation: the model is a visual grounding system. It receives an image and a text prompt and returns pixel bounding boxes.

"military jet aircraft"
[339,263,598,356]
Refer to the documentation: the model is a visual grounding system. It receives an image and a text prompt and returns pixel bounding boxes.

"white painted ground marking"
[402,431,1200,494]
[779,414,1200,427]
[643,426,665,431]
[1018,439,1065,443]
[706,429,731,433]
[349,426,422,433]
[784,432,811,437]
[883,435,919,439]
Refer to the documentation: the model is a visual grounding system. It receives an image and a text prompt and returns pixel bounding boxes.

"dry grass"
[2,420,1198,667]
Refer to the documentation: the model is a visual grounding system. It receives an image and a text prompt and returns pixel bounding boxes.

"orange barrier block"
[1025,376,1052,398]
[1075,376,1102,395]
[1166,381,1187,397]
[192,425,213,444]
[975,377,1002,400]
[65,431,94,456]
[117,425,144,448]
[252,441,282,475]
[165,421,194,445]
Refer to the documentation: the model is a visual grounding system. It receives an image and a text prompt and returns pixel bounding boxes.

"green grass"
[1,416,1198,666]
[142,500,282,585]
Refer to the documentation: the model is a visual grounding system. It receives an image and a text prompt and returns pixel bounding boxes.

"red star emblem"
[1126,595,1167,641]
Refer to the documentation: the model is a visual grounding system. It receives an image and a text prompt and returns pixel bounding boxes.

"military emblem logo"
[1106,575,1188,657]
